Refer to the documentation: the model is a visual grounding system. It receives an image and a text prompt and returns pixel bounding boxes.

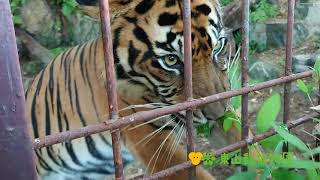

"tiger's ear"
[77,0,140,21]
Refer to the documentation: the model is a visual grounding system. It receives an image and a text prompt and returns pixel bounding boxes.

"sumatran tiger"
[25,0,235,179]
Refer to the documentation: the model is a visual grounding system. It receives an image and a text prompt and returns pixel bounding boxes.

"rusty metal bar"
[283,0,295,153]
[0,0,37,179]
[182,0,195,179]
[99,0,123,179]
[316,84,320,161]
[144,162,193,180]
[33,71,312,149]
[145,113,317,179]
[240,0,250,171]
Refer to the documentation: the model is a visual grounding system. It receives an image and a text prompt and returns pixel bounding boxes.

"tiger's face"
[77,0,229,126]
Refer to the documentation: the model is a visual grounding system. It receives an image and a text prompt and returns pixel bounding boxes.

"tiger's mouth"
[172,109,215,126]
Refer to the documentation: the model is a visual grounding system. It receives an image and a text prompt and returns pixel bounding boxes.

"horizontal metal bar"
[144,161,193,180]
[33,71,312,149]
[145,113,318,179]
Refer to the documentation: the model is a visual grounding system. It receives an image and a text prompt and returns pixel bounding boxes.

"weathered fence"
[0,0,318,179]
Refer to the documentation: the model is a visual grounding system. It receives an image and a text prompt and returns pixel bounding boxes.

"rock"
[293,50,320,73]
[295,3,309,20]
[19,0,100,49]
[250,24,267,51]
[67,14,100,45]
[15,28,55,65]
[20,0,62,48]
[249,61,280,81]
[265,20,309,48]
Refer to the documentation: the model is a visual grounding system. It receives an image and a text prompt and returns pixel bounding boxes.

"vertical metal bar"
[283,0,295,152]
[240,0,250,171]
[99,0,123,179]
[0,0,37,179]
[315,84,320,161]
[182,0,195,179]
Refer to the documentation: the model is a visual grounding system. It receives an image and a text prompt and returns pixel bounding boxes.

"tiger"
[25,0,233,179]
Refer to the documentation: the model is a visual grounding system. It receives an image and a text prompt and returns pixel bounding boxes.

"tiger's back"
[26,39,135,180]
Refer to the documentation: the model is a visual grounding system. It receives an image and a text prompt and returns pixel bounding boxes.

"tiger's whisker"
[227,46,241,73]
[227,44,232,71]
[167,127,185,165]
[147,121,180,175]
[128,115,171,131]
[164,123,184,168]
[134,118,174,146]
[140,117,177,147]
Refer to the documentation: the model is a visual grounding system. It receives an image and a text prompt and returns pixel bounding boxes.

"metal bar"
[33,71,312,149]
[316,84,320,161]
[145,113,317,179]
[144,162,193,180]
[0,0,37,179]
[283,0,295,153]
[240,0,250,171]
[99,0,123,179]
[182,0,195,179]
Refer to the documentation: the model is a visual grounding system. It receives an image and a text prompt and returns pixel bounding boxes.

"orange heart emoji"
[188,152,203,165]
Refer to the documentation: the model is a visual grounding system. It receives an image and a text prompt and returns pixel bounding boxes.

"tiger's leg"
[121,124,215,180]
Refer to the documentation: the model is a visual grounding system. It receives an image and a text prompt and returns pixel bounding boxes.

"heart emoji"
[188,152,203,165]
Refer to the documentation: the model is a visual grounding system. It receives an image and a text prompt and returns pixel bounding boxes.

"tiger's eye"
[214,42,221,53]
[165,55,178,66]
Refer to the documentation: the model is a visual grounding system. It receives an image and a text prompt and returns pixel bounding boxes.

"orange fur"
[25,1,234,179]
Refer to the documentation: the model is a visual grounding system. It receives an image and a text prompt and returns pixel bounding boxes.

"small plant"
[60,0,78,16]
[10,0,25,25]
[227,90,320,180]
[296,57,320,106]
[50,0,78,17]
[220,0,234,7]
[250,0,279,23]
[249,40,267,55]
[196,122,213,138]
[50,47,69,56]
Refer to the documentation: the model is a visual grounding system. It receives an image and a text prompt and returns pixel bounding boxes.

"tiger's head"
[77,0,229,128]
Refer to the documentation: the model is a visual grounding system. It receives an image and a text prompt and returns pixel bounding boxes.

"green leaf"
[227,172,255,180]
[274,140,285,154]
[256,93,281,133]
[260,166,272,180]
[307,168,320,180]
[234,119,241,130]
[313,57,320,76]
[223,117,233,132]
[231,96,241,109]
[273,124,309,152]
[297,79,309,94]
[306,82,315,93]
[196,122,212,138]
[303,146,320,156]
[260,134,282,150]
[62,5,73,16]
[271,169,305,180]
[275,159,320,169]
[13,15,23,25]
